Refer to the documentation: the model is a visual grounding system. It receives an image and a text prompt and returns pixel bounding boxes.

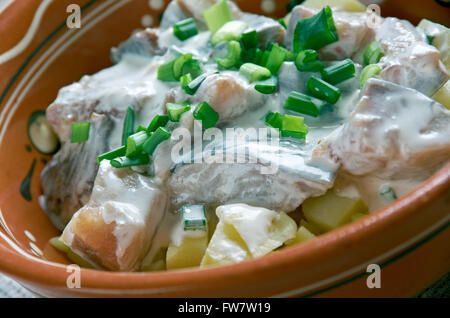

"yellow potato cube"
[300,219,324,236]
[418,19,450,71]
[201,222,251,267]
[433,81,450,110]
[302,0,366,12]
[350,212,368,222]
[285,226,316,246]
[166,233,208,270]
[303,191,368,232]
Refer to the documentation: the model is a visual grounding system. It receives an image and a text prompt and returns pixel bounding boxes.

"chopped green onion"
[253,48,264,65]
[284,91,327,117]
[180,73,193,91]
[182,205,207,231]
[281,115,309,140]
[193,102,220,129]
[363,41,384,66]
[240,47,257,63]
[239,63,271,83]
[211,21,249,46]
[295,49,324,72]
[122,106,135,145]
[321,59,355,85]
[307,76,341,104]
[278,18,287,29]
[158,54,196,82]
[264,111,283,129]
[143,127,171,155]
[71,122,91,143]
[148,115,169,132]
[284,50,295,61]
[181,59,203,79]
[166,101,191,122]
[203,0,234,34]
[260,50,270,66]
[265,43,287,75]
[255,76,278,94]
[293,6,339,52]
[183,72,213,95]
[173,18,198,41]
[426,35,435,45]
[157,58,177,82]
[126,131,149,157]
[97,146,126,164]
[136,125,148,133]
[173,53,193,80]
[216,40,242,69]
[360,64,382,89]
[110,154,150,168]
[241,30,259,50]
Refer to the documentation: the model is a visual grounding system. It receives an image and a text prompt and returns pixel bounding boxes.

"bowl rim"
[0,162,449,295]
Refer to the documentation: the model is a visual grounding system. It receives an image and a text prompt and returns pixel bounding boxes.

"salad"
[31,0,450,271]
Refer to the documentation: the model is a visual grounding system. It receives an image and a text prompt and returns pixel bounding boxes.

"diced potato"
[166,233,208,270]
[201,222,251,267]
[50,236,70,253]
[50,236,94,268]
[350,212,368,222]
[302,0,366,12]
[302,191,368,232]
[141,247,167,272]
[252,212,297,257]
[418,19,450,71]
[201,205,297,267]
[433,81,450,110]
[300,219,323,236]
[285,226,316,246]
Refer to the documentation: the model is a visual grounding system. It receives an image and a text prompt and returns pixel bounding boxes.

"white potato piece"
[201,204,297,267]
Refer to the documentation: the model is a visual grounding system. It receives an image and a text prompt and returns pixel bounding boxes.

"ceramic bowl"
[0,0,449,297]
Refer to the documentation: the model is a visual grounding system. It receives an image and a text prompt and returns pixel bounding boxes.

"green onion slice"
[264,111,283,129]
[143,127,171,155]
[180,73,193,91]
[148,115,169,132]
[71,122,91,143]
[158,53,197,82]
[211,21,249,46]
[97,146,126,164]
[126,131,150,157]
[173,18,198,41]
[295,49,324,72]
[239,63,271,83]
[307,76,341,104]
[241,29,259,50]
[203,0,234,34]
[281,115,309,140]
[193,102,220,129]
[293,6,339,52]
[363,41,384,66]
[284,91,327,117]
[122,106,135,145]
[216,40,242,69]
[265,43,287,75]
[360,64,382,89]
[110,154,150,168]
[321,59,355,85]
[183,72,216,95]
[255,76,278,94]
[182,205,207,231]
[166,101,191,122]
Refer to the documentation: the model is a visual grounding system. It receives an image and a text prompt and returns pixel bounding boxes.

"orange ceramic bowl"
[0,0,449,298]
